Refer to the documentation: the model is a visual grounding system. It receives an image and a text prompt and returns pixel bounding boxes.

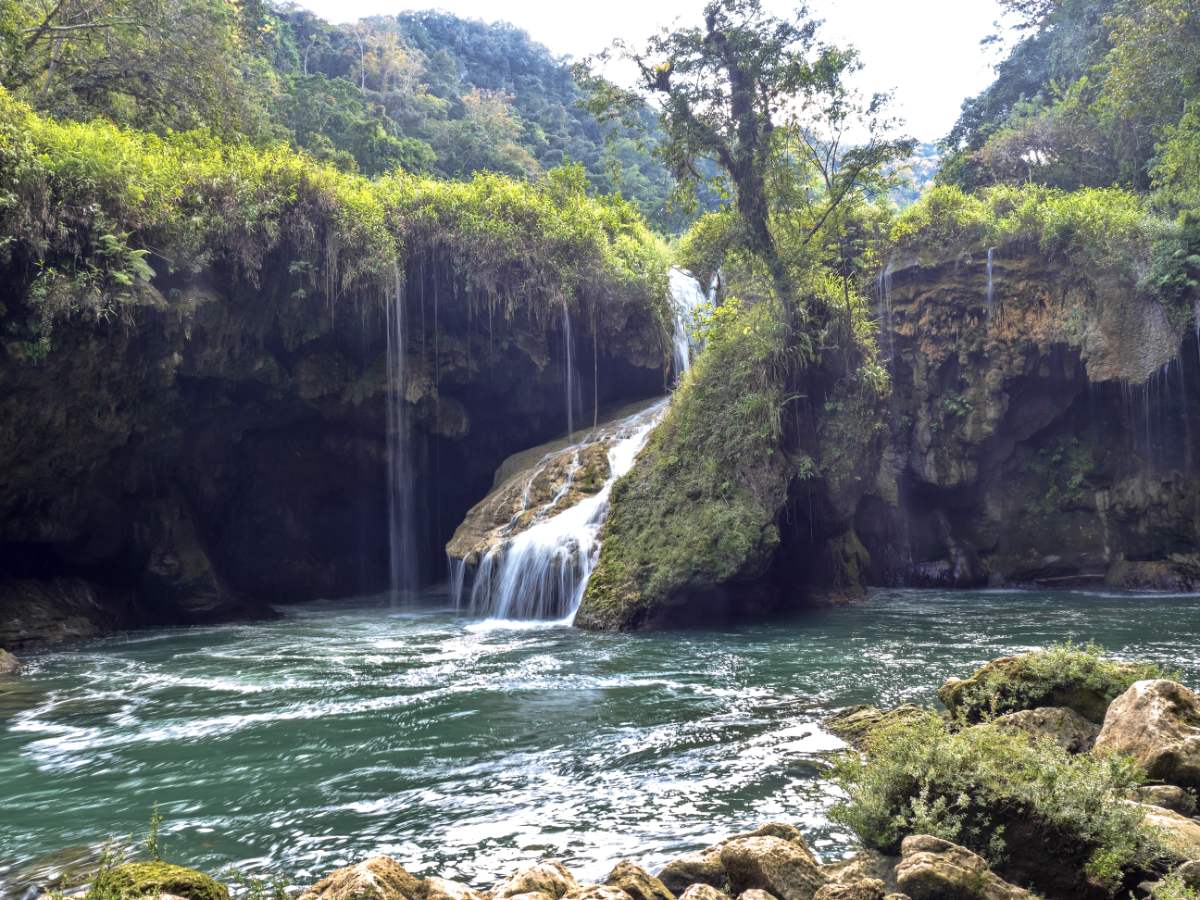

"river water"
[2,588,1199,892]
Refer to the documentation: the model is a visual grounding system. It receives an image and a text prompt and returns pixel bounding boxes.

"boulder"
[1128,802,1200,861]
[1133,785,1198,816]
[98,862,230,900]
[812,879,885,900]
[736,892,775,900]
[563,888,632,900]
[894,836,1035,900]
[991,707,1099,753]
[677,887,730,900]
[719,836,827,900]
[1176,860,1200,889]
[820,853,897,895]
[1095,680,1200,789]
[656,824,816,895]
[421,878,484,900]
[657,849,727,896]
[825,706,933,749]
[605,861,675,900]
[298,857,421,900]
[495,862,580,900]
[0,648,18,674]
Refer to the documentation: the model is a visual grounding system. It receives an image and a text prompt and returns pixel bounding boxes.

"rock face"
[861,246,1200,591]
[298,856,422,900]
[991,707,1100,753]
[0,241,666,645]
[1095,680,1200,789]
[893,836,1034,900]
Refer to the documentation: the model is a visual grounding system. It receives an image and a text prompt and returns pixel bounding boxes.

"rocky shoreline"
[22,645,1200,900]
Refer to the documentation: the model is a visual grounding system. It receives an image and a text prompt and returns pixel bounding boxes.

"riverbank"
[3,589,1200,893]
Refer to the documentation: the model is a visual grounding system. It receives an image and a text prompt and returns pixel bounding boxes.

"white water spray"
[986,248,995,312]
[562,299,576,437]
[461,400,668,622]
[668,267,712,382]
[385,263,417,600]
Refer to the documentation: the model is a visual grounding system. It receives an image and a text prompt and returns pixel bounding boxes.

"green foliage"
[144,804,163,862]
[1156,871,1200,900]
[941,641,1170,724]
[1024,438,1096,516]
[831,714,1159,894]
[0,90,669,354]
[577,298,805,628]
[892,183,1155,275]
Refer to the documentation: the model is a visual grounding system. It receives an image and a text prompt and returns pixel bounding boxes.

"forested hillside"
[942,0,1200,213]
[0,0,699,229]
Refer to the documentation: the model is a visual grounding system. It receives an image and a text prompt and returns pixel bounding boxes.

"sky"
[289,0,1012,143]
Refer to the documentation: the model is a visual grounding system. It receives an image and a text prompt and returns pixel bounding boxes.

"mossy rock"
[825,705,935,749]
[95,862,230,900]
[937,645,1167,724]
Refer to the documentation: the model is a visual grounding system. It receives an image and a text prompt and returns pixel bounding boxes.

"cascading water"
[385,263,417,600]
[451,271,710,621]
[562,299,576,437]
[986,248,996,312]
[461,400,668,621]
[668,267,712,382]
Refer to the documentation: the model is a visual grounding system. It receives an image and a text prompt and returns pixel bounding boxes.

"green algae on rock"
[93,861,230,900]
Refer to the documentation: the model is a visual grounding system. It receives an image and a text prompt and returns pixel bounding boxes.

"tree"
[582,0,911,321]
[3,0,277,138]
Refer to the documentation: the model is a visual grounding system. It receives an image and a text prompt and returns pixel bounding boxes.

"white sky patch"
[288,0,1012,143]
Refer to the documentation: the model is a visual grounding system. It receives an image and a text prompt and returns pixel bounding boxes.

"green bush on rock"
[574,298,804,630]
[938,642,1170,724]
[830,714,1160,896]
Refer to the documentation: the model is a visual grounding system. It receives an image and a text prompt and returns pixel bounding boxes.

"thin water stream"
[2,589,1198,893]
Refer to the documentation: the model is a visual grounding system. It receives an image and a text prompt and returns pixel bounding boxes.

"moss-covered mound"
[938,643,1169,724]
[92,861,230,900]
[574,300,800,630]
[831,713,1164,897]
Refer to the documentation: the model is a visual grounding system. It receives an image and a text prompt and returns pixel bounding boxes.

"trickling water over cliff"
[862,244,1200,591]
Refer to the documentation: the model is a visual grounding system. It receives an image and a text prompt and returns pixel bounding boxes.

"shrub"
[831,715,1160,895]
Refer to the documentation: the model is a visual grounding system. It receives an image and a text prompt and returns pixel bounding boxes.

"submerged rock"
[1095,680,1200,789]
[893,836,1034,900]
[298,856,421,900]
[991,706,1099,753]
[98,862,230,900]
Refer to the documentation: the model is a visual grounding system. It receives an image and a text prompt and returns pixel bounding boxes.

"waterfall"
[451,271,708,622]
[986,248,995,313]
[668,267,712,382]
[385,263,417,600]
[462,400,668,622]
[562,300,575,437]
